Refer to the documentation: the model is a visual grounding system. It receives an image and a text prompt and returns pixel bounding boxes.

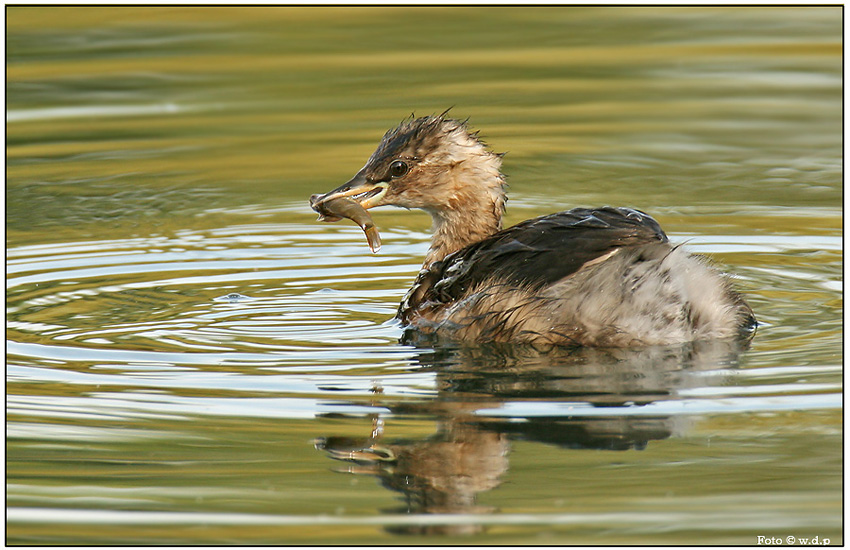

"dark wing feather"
[400,207,667,319]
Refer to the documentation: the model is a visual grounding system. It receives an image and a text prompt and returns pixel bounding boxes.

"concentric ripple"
[7,206,843,421]
[7,218,425,373]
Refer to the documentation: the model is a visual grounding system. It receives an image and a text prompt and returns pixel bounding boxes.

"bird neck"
[423,161,506,268]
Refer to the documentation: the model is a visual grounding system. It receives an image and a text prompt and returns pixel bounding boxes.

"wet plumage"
[311,113,756,347]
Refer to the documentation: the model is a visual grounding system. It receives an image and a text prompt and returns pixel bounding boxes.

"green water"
[6,6,842,545]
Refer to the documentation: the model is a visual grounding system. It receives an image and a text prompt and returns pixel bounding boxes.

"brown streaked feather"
[399,206,667,323]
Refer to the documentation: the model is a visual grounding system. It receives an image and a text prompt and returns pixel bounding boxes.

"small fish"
[310,194,381,253]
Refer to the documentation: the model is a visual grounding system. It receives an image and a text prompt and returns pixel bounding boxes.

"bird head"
[310,113,505,217]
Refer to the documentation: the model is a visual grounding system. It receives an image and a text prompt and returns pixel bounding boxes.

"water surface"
[6,6,842,545]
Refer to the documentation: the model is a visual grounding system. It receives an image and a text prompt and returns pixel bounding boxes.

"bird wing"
[401,207,668,317]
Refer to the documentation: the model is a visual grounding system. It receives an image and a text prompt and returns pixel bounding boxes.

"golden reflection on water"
[6,5,842,545]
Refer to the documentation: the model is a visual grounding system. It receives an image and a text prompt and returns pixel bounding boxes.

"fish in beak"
[310,169,387,253]
[310,169,389,215]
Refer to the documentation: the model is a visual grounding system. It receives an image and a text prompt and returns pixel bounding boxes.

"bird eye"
[389,160,409,178]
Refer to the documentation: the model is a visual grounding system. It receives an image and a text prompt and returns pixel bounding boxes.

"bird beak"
[309,169,389,214]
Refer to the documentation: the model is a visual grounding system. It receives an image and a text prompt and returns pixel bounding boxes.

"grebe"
[310,114,756,347]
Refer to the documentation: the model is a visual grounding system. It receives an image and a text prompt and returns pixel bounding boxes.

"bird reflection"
[315,339,748,536]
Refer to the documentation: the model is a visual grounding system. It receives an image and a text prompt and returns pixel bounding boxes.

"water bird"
[310,113,756,347]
